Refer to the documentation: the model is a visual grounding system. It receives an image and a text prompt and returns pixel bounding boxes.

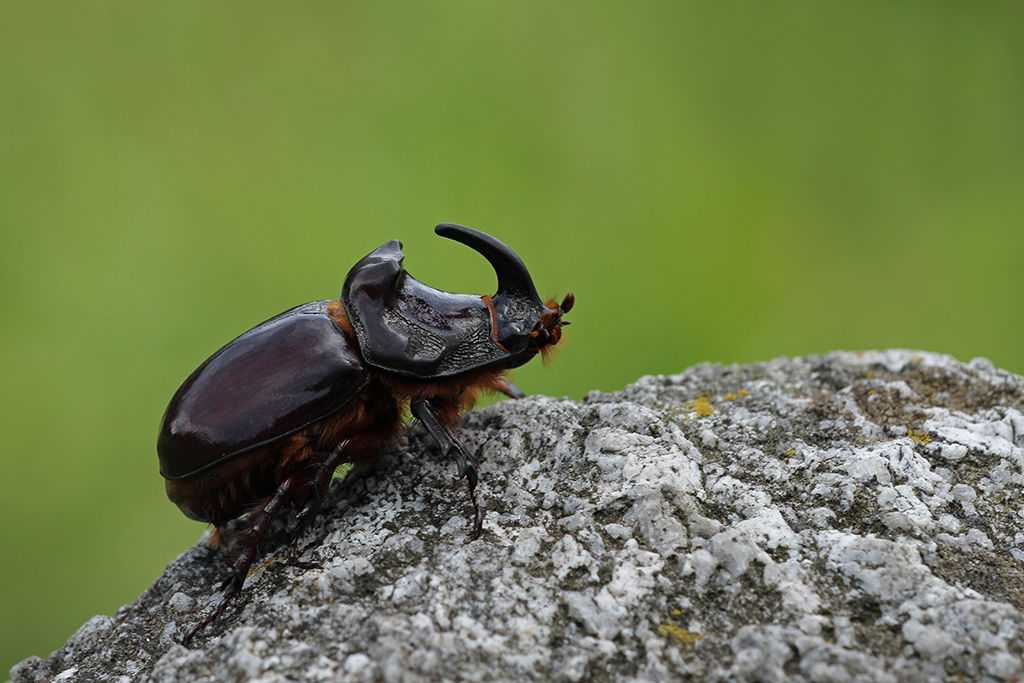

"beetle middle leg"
[410,399,483,538]
[284,441,350,566]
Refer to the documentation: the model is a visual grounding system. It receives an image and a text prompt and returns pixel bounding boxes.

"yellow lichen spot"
[658,619,703,646]
[737,389,751,397]
[909,429,930,445]
[685,395,715,417]
[724,392,737,401]
[784,449,796,460]
[247,556,277,578]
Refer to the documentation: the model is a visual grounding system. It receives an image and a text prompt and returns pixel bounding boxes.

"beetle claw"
[219,572,243,594]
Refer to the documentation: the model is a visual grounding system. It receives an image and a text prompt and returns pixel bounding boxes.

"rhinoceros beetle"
[157,223,572,645]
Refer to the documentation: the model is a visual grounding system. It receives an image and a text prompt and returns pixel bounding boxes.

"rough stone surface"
[12,350,1024,682]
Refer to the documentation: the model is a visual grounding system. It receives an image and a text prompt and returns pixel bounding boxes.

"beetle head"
[433,224,571,367]
[523,290,574,367]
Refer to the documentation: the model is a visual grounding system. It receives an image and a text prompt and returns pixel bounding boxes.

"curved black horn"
[434,223,542,304]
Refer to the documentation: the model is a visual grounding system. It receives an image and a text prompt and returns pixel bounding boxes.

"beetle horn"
[434,223,544,306]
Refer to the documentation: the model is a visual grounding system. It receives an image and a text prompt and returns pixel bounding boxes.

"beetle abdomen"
[157,301,369,480]
[164,439,281,524]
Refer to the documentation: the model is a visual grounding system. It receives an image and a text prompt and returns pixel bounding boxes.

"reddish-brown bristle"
[540,343,565,367]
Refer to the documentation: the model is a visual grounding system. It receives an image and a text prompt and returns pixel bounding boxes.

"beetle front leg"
[497,379,525,399]
[410,400,483,539]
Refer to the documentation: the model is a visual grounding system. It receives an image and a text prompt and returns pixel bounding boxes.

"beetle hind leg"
[183,476,299,647]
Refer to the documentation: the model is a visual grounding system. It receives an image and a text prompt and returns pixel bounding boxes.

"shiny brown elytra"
[157,223,573,645]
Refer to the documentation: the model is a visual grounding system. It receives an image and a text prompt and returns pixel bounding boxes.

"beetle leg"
[410,400,483,539]
[285,442,350,567]
[497,380,526,399]
[183,477,296,647]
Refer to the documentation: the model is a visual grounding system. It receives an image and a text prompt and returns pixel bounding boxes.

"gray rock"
[12,350,1024,682]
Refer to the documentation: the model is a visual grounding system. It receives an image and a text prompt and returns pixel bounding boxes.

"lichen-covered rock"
[12,350,1024,682]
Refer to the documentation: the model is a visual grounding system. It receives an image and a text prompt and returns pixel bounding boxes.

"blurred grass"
[2,1,1023,674]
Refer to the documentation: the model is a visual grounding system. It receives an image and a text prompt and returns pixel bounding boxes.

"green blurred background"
[2,1,1023,673]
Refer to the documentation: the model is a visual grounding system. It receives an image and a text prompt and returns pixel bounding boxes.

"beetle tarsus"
[411,400,484,538]
[182,590,238,648]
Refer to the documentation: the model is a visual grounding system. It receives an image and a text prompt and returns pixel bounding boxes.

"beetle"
[157,223,573,645]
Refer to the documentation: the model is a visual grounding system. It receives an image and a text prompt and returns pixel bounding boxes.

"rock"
[12,350,1024,682]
